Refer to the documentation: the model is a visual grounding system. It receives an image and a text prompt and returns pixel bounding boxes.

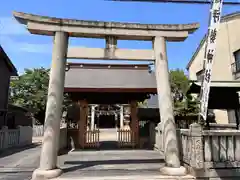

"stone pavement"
[0,141,195,180]
[55,150,195,180]
[99,129,118,142]
[0,144,41,180]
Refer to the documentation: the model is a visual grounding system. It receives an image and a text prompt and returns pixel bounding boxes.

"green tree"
[169,69,199,116]
[9,68,71,124]
[170,69,189,102]
[138,100,148,108]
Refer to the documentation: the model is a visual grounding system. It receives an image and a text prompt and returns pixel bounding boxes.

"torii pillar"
[31,31,69,179]
[154,36,186,175]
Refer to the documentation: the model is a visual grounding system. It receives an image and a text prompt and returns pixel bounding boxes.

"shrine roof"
[64,63,157,93]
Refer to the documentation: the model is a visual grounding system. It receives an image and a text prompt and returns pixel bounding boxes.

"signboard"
[199,0,223,121]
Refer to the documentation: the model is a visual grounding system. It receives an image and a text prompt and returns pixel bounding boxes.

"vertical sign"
[199,0,223,121]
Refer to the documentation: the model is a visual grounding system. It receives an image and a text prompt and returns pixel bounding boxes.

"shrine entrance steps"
[55,150,196,180]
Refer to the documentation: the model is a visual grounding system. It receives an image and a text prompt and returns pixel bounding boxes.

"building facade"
[0,46,18,127]
[186,12,240,124]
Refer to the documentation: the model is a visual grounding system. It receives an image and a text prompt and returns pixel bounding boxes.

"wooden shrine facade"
[64,63,157,149]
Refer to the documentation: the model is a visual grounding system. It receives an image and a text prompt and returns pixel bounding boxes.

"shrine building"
[64,62,157,149]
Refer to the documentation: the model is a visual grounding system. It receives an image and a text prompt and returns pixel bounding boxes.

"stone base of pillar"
[32,168,62,180]
[154,143,159,151]
[160,166,187,176]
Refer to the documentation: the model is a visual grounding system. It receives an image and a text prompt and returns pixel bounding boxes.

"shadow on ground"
[0,143,40,158]
[63,158,164,173]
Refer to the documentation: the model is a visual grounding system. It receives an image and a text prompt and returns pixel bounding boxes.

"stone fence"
[179,123,240,179]
[0,126,32,150]
[155,122,240,179]
[33,123,67,137]
[208,123,237,130]
[33,125,44,137]
[59,126,67,152]
[155,123,238,151]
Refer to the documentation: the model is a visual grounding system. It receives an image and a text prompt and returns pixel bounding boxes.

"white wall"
[188,16,240,124]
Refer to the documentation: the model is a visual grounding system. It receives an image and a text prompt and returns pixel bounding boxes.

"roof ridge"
[0,45,18,75]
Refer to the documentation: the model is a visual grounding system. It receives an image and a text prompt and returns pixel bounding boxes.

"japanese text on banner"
[199,0,223,121]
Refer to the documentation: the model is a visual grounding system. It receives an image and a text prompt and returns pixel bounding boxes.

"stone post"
[91,105,95,130]
[18,125,32,146]
[106,36,117,58]
[153,36,186,176]
[32,31,69,180]
[2,126,9,149]
[78,100,88,148]
[120,105,124,129]
[130,100,139,147]
[189,123,204,170]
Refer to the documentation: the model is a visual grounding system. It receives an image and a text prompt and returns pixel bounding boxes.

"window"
[234,49,240,62]
[196,69,204,81]
[234,49,240,73]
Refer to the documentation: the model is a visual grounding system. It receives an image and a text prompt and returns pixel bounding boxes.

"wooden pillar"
[91,105,95,130]
[78,100,88,148]
[130,100,139,147]
[120,105,124,129]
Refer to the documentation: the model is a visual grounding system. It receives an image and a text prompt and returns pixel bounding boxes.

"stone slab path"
[0,142,194,180]
[0,144,41,180]
[55,150,195,180]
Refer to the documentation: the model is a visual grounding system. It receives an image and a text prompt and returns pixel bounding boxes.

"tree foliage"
[138,100,148,108]
[169,69,199,116]
[9,68,71,124]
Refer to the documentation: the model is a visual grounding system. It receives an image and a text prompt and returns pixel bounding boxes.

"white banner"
[199,0,223,121]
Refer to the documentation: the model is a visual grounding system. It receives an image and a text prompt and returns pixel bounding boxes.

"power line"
[108,0,240,5]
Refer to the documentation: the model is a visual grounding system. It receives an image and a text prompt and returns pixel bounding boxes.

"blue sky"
[0,0,239,74]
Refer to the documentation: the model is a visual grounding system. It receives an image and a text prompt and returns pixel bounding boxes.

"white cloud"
[0,17,28,35]
[19,43,52,53]
[0,36,52,54]
[0,17,52,54]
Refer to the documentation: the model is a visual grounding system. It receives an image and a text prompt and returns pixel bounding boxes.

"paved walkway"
[0,144,41,180]
[99,128,118,142]
[0,139,194,180]
[54,150,195,180]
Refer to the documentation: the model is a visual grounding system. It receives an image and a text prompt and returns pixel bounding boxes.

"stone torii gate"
[13,11,199,179]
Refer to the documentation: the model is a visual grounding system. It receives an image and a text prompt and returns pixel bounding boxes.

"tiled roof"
[64,63,156,91]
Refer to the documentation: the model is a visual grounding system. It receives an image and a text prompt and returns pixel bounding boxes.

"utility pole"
[108,0,239,124]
